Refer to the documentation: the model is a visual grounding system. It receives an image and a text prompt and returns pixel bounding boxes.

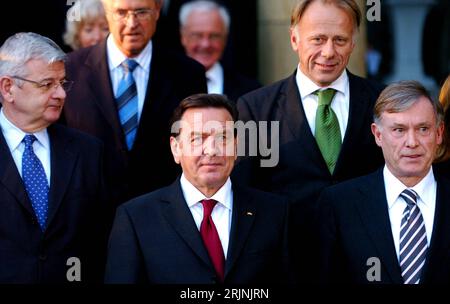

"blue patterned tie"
[399,189,428,284]
[116,59,139,150]
[22,135,49,230]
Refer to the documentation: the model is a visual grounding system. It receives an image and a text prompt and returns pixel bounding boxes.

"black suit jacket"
[104,179,291,284]
[0,124,106,283]
[317,169,450,285]
[222,65,261,102]
[62,40,207,207]
[233,70,385,282]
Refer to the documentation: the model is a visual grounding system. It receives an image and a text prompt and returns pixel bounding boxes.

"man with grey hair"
[179,0,260,102]
[0,32,106,283]
[233,0,384,282]
[317,81,450,285]
[62,0,207,209]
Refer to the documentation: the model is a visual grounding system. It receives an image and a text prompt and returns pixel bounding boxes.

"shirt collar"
[384,165,435,209]
[180,173,232,211]
[206,62,223,85]
[296,66,348,99]
[106,34,153,73]
[0,109,49,151]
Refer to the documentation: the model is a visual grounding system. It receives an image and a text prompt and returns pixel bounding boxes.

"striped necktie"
[116,59,139,150]
[399,189,428,284]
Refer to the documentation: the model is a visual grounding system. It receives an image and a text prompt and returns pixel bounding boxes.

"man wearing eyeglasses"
[0,32,107,283]
[62,0,207,209]
[179,0,260,102]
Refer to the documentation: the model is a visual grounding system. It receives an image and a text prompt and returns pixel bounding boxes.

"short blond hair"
[290,0,361,31]
[63,0,107,50]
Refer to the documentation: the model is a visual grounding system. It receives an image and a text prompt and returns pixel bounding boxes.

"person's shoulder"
[50,123,102,148]
[348,71,386,95]
[321,169,382,199]
[153,43,204,73]
[233,183,289,209]
[66,43,103,65]
[119,182,176,213]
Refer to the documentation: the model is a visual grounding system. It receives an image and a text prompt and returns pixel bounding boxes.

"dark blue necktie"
[22,135,49,230]
[116,59,139,150]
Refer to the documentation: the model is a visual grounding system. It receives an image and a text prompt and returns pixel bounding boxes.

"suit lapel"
[421,174,450,283]
[0,131,34,215]
[334,72,372,173]
[161,180,213,269]
[45,125,79,229]
[355,170,403,283]
[225,185,256,277]
[84,42,126,149]
[279,72,330,173]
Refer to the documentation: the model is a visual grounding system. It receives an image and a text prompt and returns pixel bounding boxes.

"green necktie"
[314,89,341,174]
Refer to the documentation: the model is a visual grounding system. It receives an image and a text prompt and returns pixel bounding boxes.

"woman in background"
[434,75,450,177]
[63,0,109,50]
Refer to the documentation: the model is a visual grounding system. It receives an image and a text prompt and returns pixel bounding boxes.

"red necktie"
[200,199,225,282]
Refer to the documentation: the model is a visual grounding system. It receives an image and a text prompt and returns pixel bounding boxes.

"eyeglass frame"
[11,76,74,92]
[109,8,157,23]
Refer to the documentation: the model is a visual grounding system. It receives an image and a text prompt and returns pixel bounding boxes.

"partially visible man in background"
[179,0,260,102]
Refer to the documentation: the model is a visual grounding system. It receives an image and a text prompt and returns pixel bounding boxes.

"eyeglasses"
[11,76,74,92]
[110,9,156,23]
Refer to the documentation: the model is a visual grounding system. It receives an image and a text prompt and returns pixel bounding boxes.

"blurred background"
[0,0,448,96]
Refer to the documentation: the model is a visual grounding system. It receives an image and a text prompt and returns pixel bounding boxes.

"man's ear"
[371,122,382,147]
[0,76,15,103]
[170,136,181,164]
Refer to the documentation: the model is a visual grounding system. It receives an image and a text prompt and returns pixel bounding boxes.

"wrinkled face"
[371,97,443,186]
[7,60,66,130]
[103,0,160,57]
[78,17,110,48]
[170,107,237,196]
[181,9,227,71]
[290,1,355,87]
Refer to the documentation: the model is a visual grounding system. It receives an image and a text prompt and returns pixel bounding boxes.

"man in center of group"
[105,94,291,284]
[62,0,207,209]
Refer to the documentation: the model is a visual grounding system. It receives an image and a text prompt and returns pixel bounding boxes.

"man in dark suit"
[318,81,450,285]
[62,0,207,207]
[233,0,385,281]
[105,94,291,284]
[0,32,106,283]
[179,0,260,102]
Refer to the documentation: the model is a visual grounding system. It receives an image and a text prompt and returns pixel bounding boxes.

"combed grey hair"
[0,32,66,81]
[373,80,443,127]
[179,0,230,33]
[63,0,107,50]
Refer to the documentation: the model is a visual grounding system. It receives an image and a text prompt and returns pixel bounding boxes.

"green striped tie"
[314,89,341,174]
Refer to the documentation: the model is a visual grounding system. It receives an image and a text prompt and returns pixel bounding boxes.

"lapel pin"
[246,212,253,216]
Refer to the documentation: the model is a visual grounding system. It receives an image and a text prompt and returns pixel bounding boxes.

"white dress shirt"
[383,166,436,261]
[206,62,224,95]
[180,174,233,258]
[295,67,350,140]
[0,109,51,185]
[106,34,152,122]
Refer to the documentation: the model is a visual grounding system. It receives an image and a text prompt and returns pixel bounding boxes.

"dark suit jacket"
[0,124,106,283]
[233,70,385,282]
[317,169,450,285]
[222,65,261,102]
[104,179,291,284]
[62,40,207,207]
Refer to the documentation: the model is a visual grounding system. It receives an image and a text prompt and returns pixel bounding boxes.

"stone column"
[257,0,367,85]
[384,0,437,91]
